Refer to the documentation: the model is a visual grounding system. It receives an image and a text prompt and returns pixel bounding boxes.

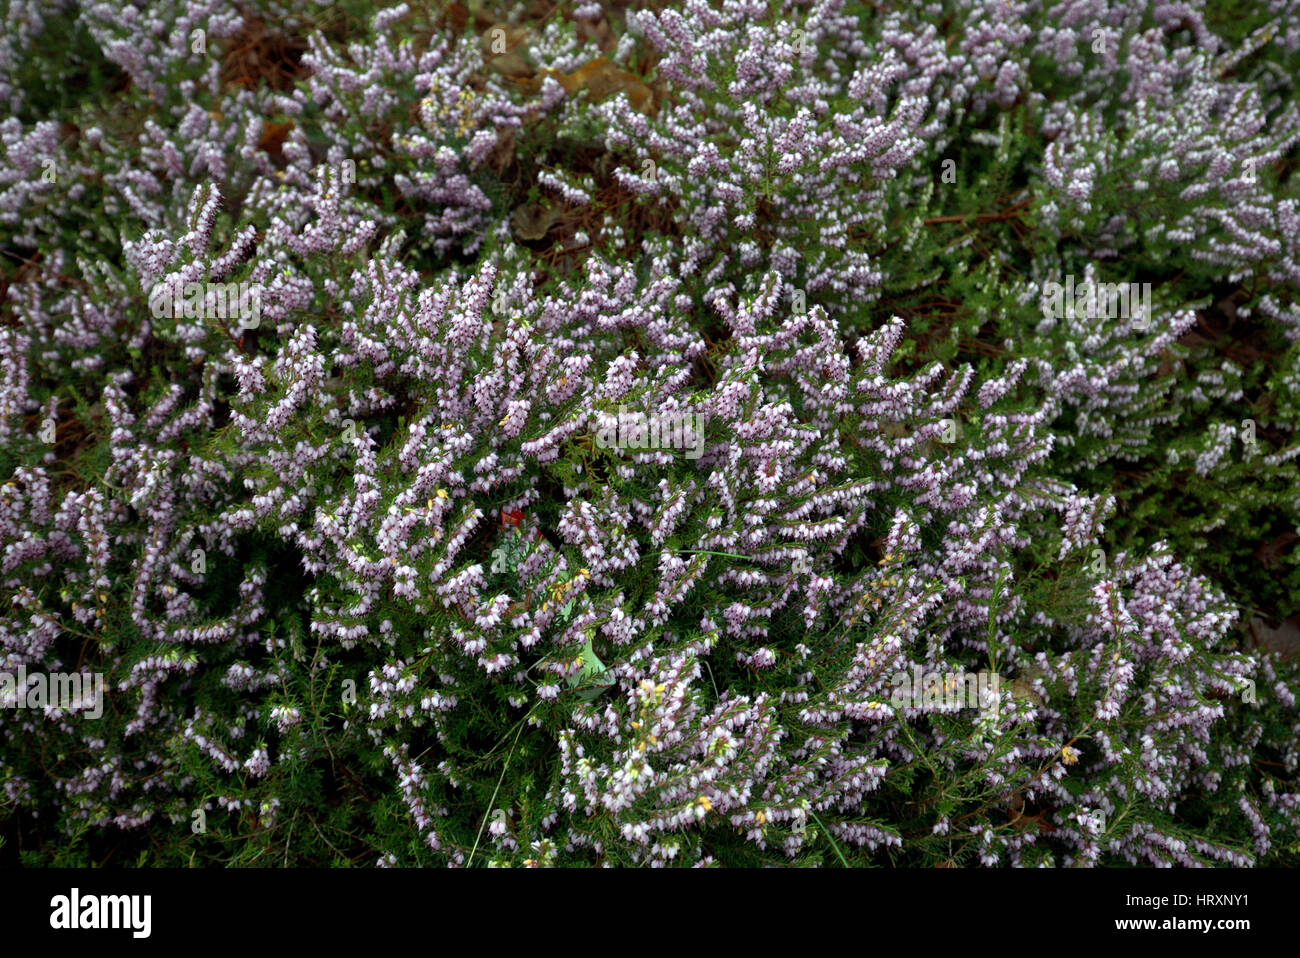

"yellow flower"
[1061,745,1079,765]
[697,796,712,812]
[755,811,766,825]
[436,489,448,499]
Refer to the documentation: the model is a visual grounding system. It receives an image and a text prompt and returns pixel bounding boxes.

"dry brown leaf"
[258,120,294,162]
[512,202,562,241]
[1008,676,1044,707]
[488,126,516,176]
[1008,794,1057,834]
[576,15,617,54]
[544,57,653,115]
[488,49,535,79]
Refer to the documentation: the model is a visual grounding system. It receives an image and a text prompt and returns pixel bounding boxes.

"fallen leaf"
[258,120,294,162]
[1008,794,1057,834]
[1008,676,1045,707]
[543,57,653,115]
[576,12,617,54]
[512,202,562,241]
[487,49,535,79]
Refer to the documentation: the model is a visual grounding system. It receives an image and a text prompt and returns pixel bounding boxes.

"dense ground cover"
[2,0,1299,867]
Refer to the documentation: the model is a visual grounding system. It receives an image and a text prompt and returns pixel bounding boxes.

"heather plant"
[2,0,1299,869]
